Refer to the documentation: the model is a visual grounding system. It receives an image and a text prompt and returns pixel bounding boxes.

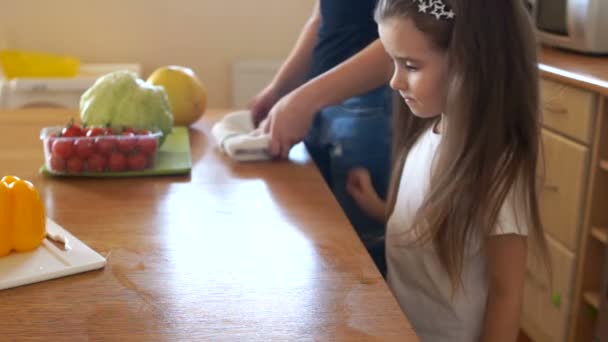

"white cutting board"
[0,218,106,290]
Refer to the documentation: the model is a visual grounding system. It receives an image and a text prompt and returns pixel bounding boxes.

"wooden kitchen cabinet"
[538,129,588,251]
[521,47,608,342]
[540,78,596,144]
[524,235,576,342]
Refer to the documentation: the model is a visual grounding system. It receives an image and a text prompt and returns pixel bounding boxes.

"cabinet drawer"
[540,79,596,143]
[539,129,588,251]
[523,235,576,342]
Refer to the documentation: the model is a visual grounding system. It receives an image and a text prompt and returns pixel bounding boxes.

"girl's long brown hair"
[376,0,550,290]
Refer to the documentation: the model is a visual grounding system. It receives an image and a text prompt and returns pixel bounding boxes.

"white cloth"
[211,110,271,162]
[386,126,529,342]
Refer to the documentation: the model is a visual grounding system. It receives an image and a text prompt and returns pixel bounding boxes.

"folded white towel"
[211,110,272,162]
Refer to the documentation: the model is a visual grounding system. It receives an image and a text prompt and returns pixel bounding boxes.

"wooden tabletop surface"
[0,108,417,341]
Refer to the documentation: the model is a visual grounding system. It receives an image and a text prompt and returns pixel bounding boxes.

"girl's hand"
[346,167,386,223]
[248,84,281,127]
[262,89,318,159]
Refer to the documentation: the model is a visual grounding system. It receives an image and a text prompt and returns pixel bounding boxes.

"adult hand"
[261,89,318,159]
[346,167,386,223]
[248,84,282,127]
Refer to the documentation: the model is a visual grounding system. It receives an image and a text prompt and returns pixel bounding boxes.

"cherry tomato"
[52,140,74,159]
[137,129,151,135]
[87,154,107,172]
[49,155,66,172]
[117,132,136,153]
[74,138,94,159]
[95,137,116,155]
[85,127,105,137]
[127,152,147,171]
[66,157,84,173]
[123,127,136,134]
[137,137,158,155]
[108,153,127,172]
[61,123,83,137]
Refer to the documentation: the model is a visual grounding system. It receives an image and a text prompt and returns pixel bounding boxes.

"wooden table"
[0,109,417,341]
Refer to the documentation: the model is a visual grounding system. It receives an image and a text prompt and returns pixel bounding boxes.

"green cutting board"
[40,127,192,177]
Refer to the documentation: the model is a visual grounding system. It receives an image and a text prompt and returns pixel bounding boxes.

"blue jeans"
[304,85,392,276]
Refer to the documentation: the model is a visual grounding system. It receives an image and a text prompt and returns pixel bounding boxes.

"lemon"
[147,65,207,126]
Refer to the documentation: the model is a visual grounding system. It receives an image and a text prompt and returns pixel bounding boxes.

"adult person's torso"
[310,0,379,79]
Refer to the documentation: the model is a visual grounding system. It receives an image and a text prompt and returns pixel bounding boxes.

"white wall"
[0,0,314,107]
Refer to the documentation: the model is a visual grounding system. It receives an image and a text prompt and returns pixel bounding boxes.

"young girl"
[346,0,550,341]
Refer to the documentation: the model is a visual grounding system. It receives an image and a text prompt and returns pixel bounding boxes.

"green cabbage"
[79,71,174,139]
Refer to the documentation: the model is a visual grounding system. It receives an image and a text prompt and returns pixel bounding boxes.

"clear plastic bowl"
[40,126,162,174]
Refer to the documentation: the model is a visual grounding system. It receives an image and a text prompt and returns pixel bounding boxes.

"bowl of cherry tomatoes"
[40,122,162,174]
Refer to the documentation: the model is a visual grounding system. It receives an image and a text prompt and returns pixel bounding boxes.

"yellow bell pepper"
[0,176,46,257]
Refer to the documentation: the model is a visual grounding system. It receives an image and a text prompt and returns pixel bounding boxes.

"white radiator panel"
[231,59,281,109]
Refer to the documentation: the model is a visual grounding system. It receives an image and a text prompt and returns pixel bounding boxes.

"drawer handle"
[544,104,568,115]
[536,176,559,192]
[542,184,559,192]
[525,270,548,290]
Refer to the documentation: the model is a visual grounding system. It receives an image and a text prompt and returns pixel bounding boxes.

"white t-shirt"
[386,126,529,342]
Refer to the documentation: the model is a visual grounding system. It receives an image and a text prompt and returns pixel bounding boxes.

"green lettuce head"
[79,71,174,140]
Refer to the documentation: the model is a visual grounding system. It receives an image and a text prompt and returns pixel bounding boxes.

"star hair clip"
[414,0,455,20]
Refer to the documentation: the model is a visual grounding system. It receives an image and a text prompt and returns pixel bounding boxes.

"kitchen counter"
[0,109,417,341]
[540,46,608,96]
